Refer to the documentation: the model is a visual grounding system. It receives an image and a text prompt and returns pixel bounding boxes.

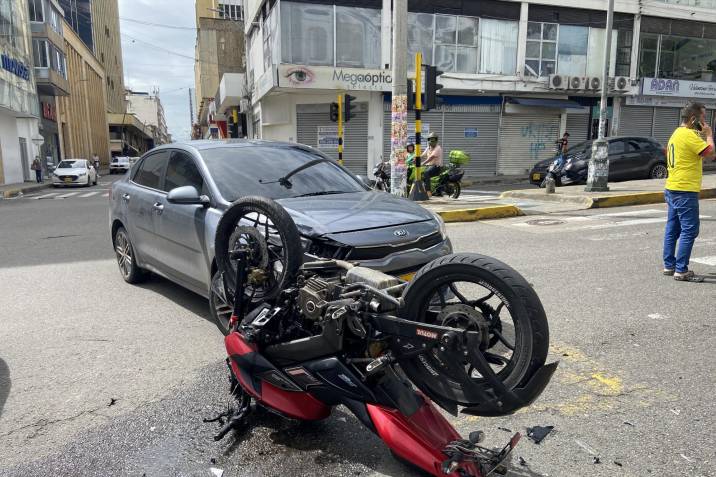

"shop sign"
[642,77,716,99]
[42,102,56,122]
[464,128,478,138]
[317,126,339,149]
[1,53,30,81]
[626,95,716,109]
[278,64,392,92]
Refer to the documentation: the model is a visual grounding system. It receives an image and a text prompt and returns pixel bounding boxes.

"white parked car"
[52,159,97,187]
[110,156,131,174]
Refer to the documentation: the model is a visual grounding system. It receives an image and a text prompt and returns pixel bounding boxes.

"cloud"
[118,0,196,141]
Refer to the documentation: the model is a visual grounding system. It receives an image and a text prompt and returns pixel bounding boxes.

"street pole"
[389,0,408,196]
[337,93,344,166]
[585,0,614,192]
[408,52,428,201]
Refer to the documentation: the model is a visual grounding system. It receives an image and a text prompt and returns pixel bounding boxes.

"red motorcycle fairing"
[367,399,482,477]
[225,332,331,421]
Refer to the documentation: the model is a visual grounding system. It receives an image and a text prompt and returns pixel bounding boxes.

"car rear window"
[199,146,365,202]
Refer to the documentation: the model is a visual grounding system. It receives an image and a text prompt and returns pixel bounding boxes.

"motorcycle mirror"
[355,175,372,188]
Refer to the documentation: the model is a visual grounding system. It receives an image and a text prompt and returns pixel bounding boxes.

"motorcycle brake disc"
[437,304,490,350]
[229,226,269,269]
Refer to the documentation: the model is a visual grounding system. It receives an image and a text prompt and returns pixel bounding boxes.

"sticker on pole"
[317,126,339,150]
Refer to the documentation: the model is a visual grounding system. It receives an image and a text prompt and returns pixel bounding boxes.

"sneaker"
[674,270,704,282]
[663,269,675,276]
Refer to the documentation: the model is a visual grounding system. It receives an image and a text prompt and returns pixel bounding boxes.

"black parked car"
[529,137,668,186]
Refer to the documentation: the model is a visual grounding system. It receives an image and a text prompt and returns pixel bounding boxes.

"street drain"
[526,219,565,226]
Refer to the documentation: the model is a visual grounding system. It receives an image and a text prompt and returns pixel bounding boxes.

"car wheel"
[114,227,147,284]
[649,163,668,179]
[209,271,233,336]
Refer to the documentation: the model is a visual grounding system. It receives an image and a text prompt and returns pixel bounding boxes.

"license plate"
[399,272,415,282]
[532,173,541,181]
[64,178,72,183]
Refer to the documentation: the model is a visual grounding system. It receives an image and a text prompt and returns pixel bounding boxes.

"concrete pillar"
[381,0,392,69]
[629,15,641,81]
[367,92,384,177]
[516,3,529,78]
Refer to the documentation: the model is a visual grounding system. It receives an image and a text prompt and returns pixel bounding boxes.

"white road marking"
[33,192,60,199]
[78,191,100,198]
[55,192,80,198]
[102,193,109,197]
[648,313,666,320]
[588,209,665,218]
[691,256,716,266]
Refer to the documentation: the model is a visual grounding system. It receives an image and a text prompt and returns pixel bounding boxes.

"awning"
[507,97,584,109]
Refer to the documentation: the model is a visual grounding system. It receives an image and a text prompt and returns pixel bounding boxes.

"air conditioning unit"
[586,77,602,90]
[548,74,568,90]
[569,76,585,90]
[612,76,630,92]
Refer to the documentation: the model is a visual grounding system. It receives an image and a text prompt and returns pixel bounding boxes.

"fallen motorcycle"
[209,196,557,477]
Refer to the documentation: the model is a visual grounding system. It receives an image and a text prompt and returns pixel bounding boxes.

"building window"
[558,25,588,76]
[33,39,49,68]
[656,34,716,80]
[525,22,557,77]
[51,46,66,78]
[335,6,381,68]
[615,30,632,76]
[219,2,242,21]
[638,33,658,78]
[263,4,278,71]
[479,18,518,75]
[408,13,434,68]
[432,15,478,73]
[0,1,22,49]
[29,0,44,22]
[281,2,334,66]
[49,5,62,34]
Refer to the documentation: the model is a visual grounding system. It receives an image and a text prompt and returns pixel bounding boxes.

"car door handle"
[153,202,164,213]
[122,193,130,202]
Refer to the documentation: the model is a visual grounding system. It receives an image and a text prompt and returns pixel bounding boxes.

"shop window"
[281,2,334,66]
[336,6,381,68]
[408,13,434,68]
[639,33,658,78]
[525,22,557,77]
[479,19,518,75]
[615,30,632,77]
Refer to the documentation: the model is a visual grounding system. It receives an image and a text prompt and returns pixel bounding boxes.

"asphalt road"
[1,180,715,477]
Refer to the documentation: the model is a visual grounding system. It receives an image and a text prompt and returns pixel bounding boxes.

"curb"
[435,205,523,223]
[1,182,53,199]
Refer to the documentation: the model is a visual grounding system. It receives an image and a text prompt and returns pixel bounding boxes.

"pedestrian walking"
[663,102,716,282]
[92,153,100,179]
[31,157,42,183]
[421,132,443,194]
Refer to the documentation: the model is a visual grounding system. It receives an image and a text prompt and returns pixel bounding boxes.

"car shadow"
[136,274,215,326]
[0,358,10,420]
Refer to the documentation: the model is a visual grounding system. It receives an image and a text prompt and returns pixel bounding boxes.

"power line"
[120,17,196,30]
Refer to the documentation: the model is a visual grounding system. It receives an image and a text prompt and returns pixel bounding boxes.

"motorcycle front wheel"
[444,181,461,199]
[398,253,549,407]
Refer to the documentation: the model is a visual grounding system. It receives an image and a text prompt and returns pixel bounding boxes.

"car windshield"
[58,160,84,168]
[199,146,365,201]
[567,141,591,155]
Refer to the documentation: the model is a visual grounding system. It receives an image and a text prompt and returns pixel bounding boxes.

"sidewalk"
[423,175,716,223]
[0,179,53,199]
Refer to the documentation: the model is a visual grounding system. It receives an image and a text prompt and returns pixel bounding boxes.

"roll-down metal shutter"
[297,103,369,175]
[651,107,681,147]
[619,106,654,138]
[566,113,589,145]
[497,113,560,175]
[442,111,499,176]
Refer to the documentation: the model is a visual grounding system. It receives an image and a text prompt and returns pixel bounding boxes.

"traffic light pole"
[337,93,344,166]
[408,52,428,201]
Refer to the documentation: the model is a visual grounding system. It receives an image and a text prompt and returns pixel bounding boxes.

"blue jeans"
[663,189,700,273]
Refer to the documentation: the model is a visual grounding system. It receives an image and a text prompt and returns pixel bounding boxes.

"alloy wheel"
[115,231,133,279]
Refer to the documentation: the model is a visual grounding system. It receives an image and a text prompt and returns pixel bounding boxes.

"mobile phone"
[693,119,703,131]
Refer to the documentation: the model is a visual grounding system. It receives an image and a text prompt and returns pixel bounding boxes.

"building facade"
[29,0,69,173]
[194,0,246,138]
[88,0,125,113]
[126,89,171,145]
[0,0,42,185]
[56,18,110,165]
[242,0,716,177]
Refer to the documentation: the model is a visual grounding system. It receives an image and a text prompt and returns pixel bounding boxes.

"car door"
[126,150,170,268]
[618,138,647,179]
[153,149,210,292]
[607,139,627,180]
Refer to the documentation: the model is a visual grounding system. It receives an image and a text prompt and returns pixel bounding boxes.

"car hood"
[54,168,86,175]
[277,191,435,236]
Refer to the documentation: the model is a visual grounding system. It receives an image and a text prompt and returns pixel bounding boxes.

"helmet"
[406,142,415,148]
[427,132,438,140]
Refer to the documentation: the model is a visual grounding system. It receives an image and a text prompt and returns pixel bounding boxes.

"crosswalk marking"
[78,191,100,198]
[55,192,80,199]
[692,256,716,266]
[34,192,60,199]
[102,192,109,197]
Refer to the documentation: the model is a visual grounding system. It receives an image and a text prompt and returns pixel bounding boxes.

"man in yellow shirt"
[663,102,716,282]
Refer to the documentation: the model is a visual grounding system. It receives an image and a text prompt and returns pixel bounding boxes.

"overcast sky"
[118,0,196,142]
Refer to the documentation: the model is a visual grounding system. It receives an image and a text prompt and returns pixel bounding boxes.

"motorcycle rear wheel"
[444,181,461,199]
[398,253,549,408]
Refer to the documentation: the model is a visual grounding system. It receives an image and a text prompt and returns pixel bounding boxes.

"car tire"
[209,271,233,336]
[649,163,668,179]
[114,226,148,284]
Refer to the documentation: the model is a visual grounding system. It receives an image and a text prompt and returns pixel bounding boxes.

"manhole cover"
[525,219,565,226]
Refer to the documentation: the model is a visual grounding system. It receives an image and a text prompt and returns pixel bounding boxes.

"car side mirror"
[355,175,373,189]
[167,186,210,206]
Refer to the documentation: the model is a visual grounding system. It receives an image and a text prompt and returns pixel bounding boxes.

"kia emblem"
[393,229,408,237]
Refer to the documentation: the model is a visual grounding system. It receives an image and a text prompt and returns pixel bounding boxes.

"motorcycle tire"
[214,196,303,302]
[398,253,549,408]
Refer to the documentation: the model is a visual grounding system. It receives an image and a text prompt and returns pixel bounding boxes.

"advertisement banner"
[278,64,392,91]
[317,126,339,149]
[642,77,716,99]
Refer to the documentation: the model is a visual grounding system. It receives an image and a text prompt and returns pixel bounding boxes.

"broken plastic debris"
[574,439,598,456]
[623,421,634,427]
[614,461,623,467]
[593,457,601,464]
[680,454,694,463]
[671,409,681,416]
[518,456,528,467]
[150,426,156,432]
[210,468,224,477]
[498,427,513,433]
[108,398,118,407]
[526,426,554,444]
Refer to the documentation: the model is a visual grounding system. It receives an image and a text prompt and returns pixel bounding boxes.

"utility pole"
[389,0,408,196]
[408,52,428,201]
[188,88,194,131]
[585,0,614,192]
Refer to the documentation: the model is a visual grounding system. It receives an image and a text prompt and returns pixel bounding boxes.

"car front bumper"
[350,238,453,275]
[52,175,87,185]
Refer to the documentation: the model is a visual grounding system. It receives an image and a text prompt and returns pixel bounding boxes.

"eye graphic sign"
[278,64,393,91]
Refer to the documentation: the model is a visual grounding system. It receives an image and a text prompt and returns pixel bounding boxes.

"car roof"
[149,139,320,156]
[63,158,87,161]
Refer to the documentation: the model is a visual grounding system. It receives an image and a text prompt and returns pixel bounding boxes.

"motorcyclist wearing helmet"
[421,132,443,193]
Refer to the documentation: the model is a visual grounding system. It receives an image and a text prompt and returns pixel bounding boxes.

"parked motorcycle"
[539,154,566,188]
[372,160,391,191]
[208,196,557,477]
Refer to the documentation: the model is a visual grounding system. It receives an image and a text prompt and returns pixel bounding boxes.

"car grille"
[346,232,443,261]
[59,175,78,181]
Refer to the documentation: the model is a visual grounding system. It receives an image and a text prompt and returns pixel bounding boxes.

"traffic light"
[407,79,415,111]
[330,102,339,122]
[344,94,357,122]
[424,66,444,111]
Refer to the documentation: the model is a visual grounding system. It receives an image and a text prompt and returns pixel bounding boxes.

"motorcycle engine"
[298,276,338,320]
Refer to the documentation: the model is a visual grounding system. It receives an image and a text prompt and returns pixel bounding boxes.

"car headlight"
[78,172,87,176]
[430,211,447,240]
